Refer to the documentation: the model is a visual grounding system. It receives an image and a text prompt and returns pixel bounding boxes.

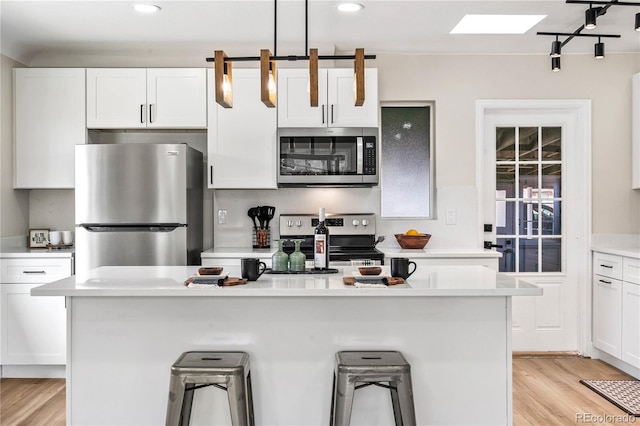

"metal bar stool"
[330,351,416,426]
[165,351,255,426]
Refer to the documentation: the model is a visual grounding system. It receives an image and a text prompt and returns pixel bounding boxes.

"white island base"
[34,266,541,426]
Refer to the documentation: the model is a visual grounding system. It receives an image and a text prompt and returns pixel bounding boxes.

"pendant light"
[585,5,597,29]
[260,49,277,107]
[550,36,561,58]
[309,48,319,107]
[594,37,605,59]
[552,57,561,72]
[354,48,365,106]
[214,50,232,108]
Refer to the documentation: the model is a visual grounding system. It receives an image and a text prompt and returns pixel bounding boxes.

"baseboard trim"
[513,351,583,359]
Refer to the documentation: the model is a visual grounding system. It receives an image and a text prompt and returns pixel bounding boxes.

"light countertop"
[591,244,640,259]
[32,265,541,297]
[0,247,75,258]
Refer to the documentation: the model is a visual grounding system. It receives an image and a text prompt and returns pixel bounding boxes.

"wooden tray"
[184,276,248,287]
[343,276,405,286]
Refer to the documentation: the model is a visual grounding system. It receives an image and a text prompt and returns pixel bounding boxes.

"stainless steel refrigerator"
[75,143,203,277]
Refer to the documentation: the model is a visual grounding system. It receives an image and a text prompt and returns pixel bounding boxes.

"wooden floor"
[0,357,636,425]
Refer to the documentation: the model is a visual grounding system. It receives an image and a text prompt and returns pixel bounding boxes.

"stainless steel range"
[279,213,384,265]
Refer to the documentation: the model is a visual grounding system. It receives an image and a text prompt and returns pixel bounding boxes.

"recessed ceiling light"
[337,3,364,13]
[132,4,161,14]
[450,14,546,34]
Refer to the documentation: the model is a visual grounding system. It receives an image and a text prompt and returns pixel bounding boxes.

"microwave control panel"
[363,137,376,175]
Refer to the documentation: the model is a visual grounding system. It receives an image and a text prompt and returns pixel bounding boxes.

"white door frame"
[476,99,592,355]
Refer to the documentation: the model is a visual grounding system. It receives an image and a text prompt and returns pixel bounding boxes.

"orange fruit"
[405,229,420,236]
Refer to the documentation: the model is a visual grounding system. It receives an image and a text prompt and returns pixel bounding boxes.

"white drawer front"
[623,257,640,285]
[1,258,72,283]
[593,252,623,280]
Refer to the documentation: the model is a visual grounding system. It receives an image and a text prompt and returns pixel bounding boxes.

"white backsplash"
[212,185,481,250]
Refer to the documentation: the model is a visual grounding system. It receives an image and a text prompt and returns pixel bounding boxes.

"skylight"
[450,15,546,34]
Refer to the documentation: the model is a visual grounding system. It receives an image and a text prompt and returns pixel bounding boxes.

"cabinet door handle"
[149,104,153,123]
[23,270,46,274]
[599,279,612,285]
[600,264,613,268]
[331,104,334,124]
[210,165,213,186]
[322,105,325,124]
[140,104,145,124]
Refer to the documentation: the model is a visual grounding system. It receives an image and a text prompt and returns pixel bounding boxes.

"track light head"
[594,40,605,59]
[636,12,640,31]
[585,6,597,29]
[551,57,561,72]
[550,39,562,57]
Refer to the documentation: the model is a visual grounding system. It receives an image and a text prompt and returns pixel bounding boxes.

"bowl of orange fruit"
[394,229,431,249]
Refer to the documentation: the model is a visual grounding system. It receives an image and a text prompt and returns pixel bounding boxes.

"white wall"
[2,51,639,249]
[0,55,29,238]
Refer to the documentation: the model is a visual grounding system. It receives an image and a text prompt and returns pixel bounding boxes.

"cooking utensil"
[247,208,259,230]
[263,206,275,229]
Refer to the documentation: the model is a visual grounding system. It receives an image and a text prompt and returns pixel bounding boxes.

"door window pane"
[519,238,539,272]
[540,200,561,236]
[496,200,515,235]
[542,127,562,160]
[496,165,515,197]
[541,164,562,197]
[381,104,434,217]
[519,164,538,199]
[496,127,515,161]
[497,238,516,272]
[542,238,562,272]
[519,127,538,161]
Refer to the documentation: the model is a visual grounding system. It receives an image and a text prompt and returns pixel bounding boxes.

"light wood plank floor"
[0,357,636,425]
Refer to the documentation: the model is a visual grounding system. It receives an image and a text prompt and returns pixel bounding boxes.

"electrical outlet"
[217,209,227,224]
[446,209,457,225]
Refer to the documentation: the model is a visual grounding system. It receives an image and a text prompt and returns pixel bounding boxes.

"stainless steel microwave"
[277,127,378,187]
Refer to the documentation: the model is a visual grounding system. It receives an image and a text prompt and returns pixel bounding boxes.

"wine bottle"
[314,207,330,270]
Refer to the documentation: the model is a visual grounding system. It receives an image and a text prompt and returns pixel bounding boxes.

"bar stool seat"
[330,351,416,426]
[165,351,255,426]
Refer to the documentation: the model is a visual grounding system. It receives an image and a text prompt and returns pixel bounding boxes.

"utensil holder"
[253,227,271,248]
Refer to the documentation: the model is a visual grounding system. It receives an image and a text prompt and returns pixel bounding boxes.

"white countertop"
[591,244,640,259]
[201,246,501,259]
[32,265,541,297]
[0,247,75,258]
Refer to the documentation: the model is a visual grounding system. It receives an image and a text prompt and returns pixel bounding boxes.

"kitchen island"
[32,265,541,426]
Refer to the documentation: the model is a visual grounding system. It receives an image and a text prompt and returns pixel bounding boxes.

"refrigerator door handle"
[80,224,185,233]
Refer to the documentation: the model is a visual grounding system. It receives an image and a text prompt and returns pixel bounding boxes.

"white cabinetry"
[87,68,206,129]
[14,68,86,189]
[277,68,378,128]
[1,258,71,369]
[632,73,640,189]
[207,69,277,189]
[592,252,640,368]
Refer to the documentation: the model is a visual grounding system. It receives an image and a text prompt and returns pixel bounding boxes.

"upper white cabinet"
[87,68,207,129]
[14,68,86,189]
[277,68,378,128]
[207,69,277,189]
[632,73,640,189]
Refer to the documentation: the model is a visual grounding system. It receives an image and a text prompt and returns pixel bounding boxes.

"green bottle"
[289,239,306,272]
[272,239,289,272]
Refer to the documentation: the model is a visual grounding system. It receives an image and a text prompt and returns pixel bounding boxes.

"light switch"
[217,209,227,224]
[446,209,457,225]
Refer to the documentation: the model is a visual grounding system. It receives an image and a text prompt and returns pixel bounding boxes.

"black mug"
[390,257,417,279]
[241,258,266,281]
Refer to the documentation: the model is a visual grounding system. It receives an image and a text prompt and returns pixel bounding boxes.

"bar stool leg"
[166,375,187,426]
[389,380,403,426]
[329,373,337,426]
[245,372,255,426]
[227,373,250,426]
[396,376,417,426]
[180,383,196,426]
[333,372,355,426]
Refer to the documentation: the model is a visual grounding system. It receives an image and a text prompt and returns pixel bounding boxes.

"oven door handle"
[356,137,364,174]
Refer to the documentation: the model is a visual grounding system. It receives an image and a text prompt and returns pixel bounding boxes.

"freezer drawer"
[75,226,188,276]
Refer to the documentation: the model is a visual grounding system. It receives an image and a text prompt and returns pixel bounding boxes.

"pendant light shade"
[585,6,597,29]
[354,48,365,106]
[550,39,562,57]
[215,50,233,108]
[309,48,319,107]
[595,39,605,59]
[636,12,640,31]
[551,57,561,72]
[260,49,277,108]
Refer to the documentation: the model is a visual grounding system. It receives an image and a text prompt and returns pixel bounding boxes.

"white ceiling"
[2,0,640,65]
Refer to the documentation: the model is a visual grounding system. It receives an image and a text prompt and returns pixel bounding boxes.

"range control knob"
[362,219,370,227]
[295,219,302,228]
[352,219,360,227]
[287,219,294,227]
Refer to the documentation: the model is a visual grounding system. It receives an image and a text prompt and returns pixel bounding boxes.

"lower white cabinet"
[1,257,72,367]
[592,251,640,369]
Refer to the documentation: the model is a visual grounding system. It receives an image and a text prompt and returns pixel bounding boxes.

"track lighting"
[585,5,598,28]
[550,36,562,57]
[552,57,561,72]
[636,12,640,31]
[594,38,605,58]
